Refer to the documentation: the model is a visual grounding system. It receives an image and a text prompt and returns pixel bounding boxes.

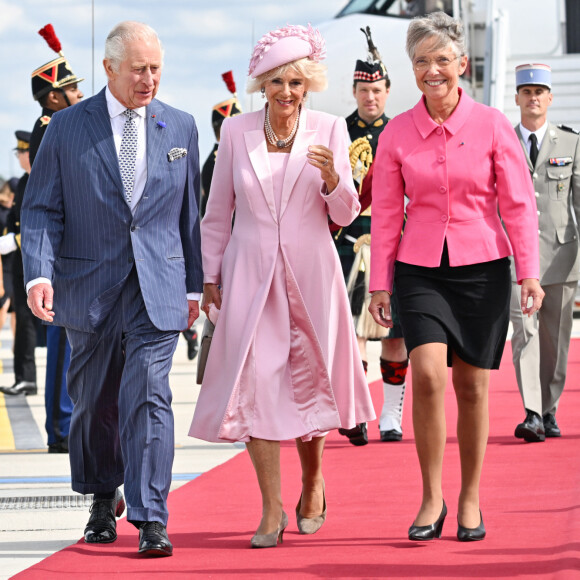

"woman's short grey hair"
[246,58,328,94]
[406,11,466,61]
[105,21,164,72]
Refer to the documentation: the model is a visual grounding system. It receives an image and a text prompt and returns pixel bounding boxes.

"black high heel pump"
[408,500,447,541]
[457,510,486,541]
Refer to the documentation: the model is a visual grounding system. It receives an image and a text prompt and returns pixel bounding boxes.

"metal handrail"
[482,0,508,108]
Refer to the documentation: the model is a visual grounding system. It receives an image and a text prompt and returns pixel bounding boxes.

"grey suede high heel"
[296,486,327,535]
[250,511,288,548]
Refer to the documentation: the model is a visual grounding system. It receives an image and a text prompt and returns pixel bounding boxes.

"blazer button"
[130,225,136,232]
[438,155,445,163]
[128,257,134,263]
[439,186,447,194]
[436,127,443,135]
[441,215,448,222]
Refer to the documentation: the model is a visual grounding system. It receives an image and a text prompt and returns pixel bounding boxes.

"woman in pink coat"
[369,12,544,542]
[189,25,375,549]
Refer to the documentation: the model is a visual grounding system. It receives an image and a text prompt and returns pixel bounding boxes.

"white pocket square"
[167,147,187,162]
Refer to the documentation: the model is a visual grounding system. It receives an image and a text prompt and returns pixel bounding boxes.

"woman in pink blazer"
[369,12,544,542]
[189,25,375,548]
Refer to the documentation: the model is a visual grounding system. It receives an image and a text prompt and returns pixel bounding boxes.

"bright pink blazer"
[370,89,539,292]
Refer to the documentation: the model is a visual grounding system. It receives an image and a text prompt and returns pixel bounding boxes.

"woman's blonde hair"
[247,57,327,94]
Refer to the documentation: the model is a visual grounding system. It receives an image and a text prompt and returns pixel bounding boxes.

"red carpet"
[13,342,580,579]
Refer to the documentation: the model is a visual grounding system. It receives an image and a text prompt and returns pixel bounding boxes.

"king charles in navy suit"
[21,21,203,556]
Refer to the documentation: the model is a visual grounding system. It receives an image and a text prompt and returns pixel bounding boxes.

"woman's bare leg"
[410,343,448,525]
[246,438,283,534]
[295,436,326,517]
[452,354,489,529]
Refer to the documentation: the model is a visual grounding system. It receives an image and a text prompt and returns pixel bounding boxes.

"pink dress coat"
[189,107,376,443]
[370,89,540,293]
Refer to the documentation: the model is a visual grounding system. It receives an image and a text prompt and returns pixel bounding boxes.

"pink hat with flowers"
[248,24,326,79]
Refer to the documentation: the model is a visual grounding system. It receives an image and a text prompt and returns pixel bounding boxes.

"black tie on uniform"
[529,133,539,167]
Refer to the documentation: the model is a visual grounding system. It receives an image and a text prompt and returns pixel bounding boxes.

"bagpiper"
[336,27,409,446]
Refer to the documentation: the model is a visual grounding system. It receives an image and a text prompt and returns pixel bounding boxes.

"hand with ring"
[202,283,222,317]
[307,145,339,193]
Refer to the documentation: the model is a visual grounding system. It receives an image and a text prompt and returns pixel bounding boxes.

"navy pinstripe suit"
[21,87,203,526]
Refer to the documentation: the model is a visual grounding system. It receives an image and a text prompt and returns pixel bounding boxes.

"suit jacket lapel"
[515,125,533,172]
[143,100,165,197]
[280,107,315,220]
[536,123,558,169]
[516,123,558,172]
[245,109,277,224]
[85,88,124,193]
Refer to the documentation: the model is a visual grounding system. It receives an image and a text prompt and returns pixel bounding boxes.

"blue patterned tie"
[119,109,138,204]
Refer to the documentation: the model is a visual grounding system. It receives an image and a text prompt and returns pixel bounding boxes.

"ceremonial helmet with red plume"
[211,71,243,138]
[31,24,84,101]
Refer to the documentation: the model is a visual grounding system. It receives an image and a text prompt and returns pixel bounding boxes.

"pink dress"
[242,153,325,440]
[189,108,376,444]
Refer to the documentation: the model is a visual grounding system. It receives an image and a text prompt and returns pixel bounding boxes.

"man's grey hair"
[406,11,466,61]
[105,21,164,72]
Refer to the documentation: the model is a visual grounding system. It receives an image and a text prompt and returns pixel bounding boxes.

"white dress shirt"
[519,121,548,157]
[106,86,147,211]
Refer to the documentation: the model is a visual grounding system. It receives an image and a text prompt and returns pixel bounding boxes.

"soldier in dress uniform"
[181,72,242,361]
[201,71,243,217]
[511,63,580,442]
[0,137,27,330]
[0,131,37,399]
[32,25,84,453]
[0,25,84,454]
[335,28,409,446]
[29,25,84,164]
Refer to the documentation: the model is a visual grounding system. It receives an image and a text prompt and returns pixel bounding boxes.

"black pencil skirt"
[394,243,511,369]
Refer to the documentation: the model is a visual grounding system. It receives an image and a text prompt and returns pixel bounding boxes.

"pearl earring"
[261,88,265,99]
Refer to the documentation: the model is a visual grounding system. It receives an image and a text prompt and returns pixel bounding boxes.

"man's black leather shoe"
[0,381,37,396]
[543,413,561,438]
[380,429,402,442]
[84,489,125,543]
[138,521,173,557]
[338,423,368,446]
[514,410,545,442]
[48,439,69,454]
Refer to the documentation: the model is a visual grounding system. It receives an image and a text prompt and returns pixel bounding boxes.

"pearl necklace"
[265,105,301,148]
